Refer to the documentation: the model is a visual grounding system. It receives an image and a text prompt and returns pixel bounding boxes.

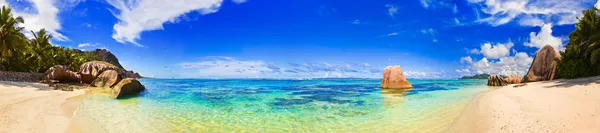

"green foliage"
[0,6,100,73]
[558,8,600,78]
[460,74,490,79]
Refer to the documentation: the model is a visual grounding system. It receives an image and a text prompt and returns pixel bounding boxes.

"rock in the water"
[79,61,120,83]
[506,75,523,84]
[380,65,412,89]
[91,70,122,88]
[111,78,145,99]
[43,65,80,83]
[487,75,508,86]
[523,45,561,82]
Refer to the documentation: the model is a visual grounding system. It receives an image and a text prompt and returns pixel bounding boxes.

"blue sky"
[2,0,598,79]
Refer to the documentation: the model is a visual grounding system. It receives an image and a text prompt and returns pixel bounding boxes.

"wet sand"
[0,81,85,133]
[447,76,600,133]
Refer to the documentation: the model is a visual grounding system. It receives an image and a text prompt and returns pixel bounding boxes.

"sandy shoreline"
[2,76,600,133]
[0,81,85,133]
[447,76,600,133]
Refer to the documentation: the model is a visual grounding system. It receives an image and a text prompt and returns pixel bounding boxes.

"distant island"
[460,74,490,79]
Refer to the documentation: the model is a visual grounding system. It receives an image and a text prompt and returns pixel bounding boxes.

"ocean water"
[69,79,488,133]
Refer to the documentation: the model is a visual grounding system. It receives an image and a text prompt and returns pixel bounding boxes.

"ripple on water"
[70,79,488,133]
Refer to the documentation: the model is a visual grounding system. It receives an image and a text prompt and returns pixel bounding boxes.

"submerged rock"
[111,78,145,99]
[91,70,122,88]
[380,65,412,89]
[487,75,508,86]
[523,45,561,82]
[79,61,120,83]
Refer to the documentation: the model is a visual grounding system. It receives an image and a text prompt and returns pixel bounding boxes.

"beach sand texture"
[447,76,600,133]
[1,75,600,133]
[0,81,84,133]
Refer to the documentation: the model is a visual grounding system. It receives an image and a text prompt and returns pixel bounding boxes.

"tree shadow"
[542,76,600,88]
[0,81,53,90]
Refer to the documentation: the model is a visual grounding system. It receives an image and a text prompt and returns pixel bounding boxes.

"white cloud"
[460,56,473,64]
[420,0,431,8]
[77,42,107,51]
[176,57,452,79]
[180,56,277,78]
[421,28,438,43]
[455,68,470,73]
[105,0,224,46]
[459,51,533,76]
[385,4,398,18]
[421,28,435,35]
[469,49,480,54]
[478,41,514,59]
[420,0,458,13]
[352,19,361,24]
[179,57,387,78]
[387,32,398,36]
[404,71,442,79]
[231,0,247,4]
[1,0,70,41]
[453,18,464,26]
[469,0,593,26]
[81,22,93,28]
[524,24,564,51]
[596,0,600,9]
[77,43,94,48]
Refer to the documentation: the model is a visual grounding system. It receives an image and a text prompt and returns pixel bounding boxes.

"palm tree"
[568,8,600,65]
[28,29,54,72]
[0,6,26,70]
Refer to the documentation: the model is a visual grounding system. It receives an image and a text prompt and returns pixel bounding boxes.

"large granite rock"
[91,49,124,69]
[380,65,412,89]
[523,45,561,82]
[79,61,120,83]
[122,70,141,79]
[111,78,145,99]
[75,49,142,79]
[43,65,80,82]
[91,70,122,88]
[506,75,523,84]
[488,75,508,86]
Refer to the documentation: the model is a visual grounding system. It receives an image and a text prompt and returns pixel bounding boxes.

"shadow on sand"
[0,81,53,91]
[542,76,600,88]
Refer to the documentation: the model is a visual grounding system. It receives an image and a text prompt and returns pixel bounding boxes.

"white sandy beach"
[447,76,600,133]
[0,81,85,133]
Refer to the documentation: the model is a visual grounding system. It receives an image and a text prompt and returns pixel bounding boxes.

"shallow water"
[69,79,488,133]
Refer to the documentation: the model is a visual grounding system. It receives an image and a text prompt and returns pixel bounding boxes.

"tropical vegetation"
[460,74,490,79]
[558,8,600,79]
[0,6,100,73]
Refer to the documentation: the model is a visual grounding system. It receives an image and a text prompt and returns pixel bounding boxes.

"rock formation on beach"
[111,78,146,99]
[90,49,124,69]
[381,65,412,89]
[487,75,508,86]
[79,61,120,83]
[43,65,80,83]
[74,49,142,78]
[42,61,146,98]
[91,70,122,88]
[523,45,561,82]
[506,75,523,84]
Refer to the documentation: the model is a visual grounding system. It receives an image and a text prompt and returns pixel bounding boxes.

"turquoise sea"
[69,79,488,133]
